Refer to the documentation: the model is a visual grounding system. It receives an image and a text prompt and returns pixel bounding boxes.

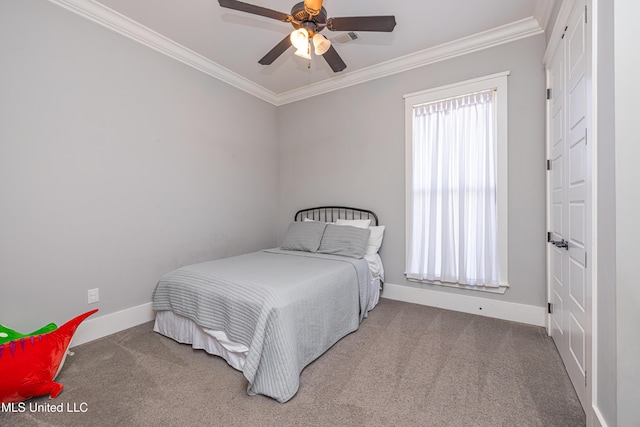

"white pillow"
[303,217,334,224]
[335,218,371,229]
[366,225,385,255]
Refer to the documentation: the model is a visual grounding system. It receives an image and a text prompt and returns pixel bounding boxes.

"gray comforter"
[152,248,370,403]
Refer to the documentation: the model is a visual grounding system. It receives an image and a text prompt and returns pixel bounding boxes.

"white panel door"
[546,0,591,411]
[548,31,566,357]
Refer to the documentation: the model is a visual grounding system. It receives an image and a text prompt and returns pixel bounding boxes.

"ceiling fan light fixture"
[290,28,309,50]
[312,33,331,55]
[294,47,311,59]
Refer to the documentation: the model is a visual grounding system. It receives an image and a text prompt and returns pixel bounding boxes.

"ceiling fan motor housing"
[291,2,327,33]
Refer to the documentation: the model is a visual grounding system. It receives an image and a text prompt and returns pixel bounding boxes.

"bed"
[152,206,385,403]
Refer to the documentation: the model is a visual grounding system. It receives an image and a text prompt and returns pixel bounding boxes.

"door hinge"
[585,369,588,387]
[547,231,552,242]
[585,252,588,268]
[546,88,552,100]
[585,5,588,24]
[548,302,553,314]
[547,160,552,170]
[585,128,588,145]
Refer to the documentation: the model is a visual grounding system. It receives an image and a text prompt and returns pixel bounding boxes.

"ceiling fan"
[218,0,397,72]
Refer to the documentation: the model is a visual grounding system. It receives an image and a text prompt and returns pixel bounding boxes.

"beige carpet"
[1,298,585,426]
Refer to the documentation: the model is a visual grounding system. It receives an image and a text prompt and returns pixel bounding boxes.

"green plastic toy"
[0,323,58,344]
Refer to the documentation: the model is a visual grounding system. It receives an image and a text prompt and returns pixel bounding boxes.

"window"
[404,72,509,290]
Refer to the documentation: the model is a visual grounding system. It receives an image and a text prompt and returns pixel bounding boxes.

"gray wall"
[569,1,640,424]
[278,35,547,307]
[0,0,279,331]
[595,0,617,424]
[613,1,640,424]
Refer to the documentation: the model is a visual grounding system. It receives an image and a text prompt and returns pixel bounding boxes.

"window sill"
[406,277,508,295]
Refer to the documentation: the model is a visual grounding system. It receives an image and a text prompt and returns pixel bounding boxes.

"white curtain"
[407,89,500,287]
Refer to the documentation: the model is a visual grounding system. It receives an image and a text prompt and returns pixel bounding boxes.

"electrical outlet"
[87,288,99,304]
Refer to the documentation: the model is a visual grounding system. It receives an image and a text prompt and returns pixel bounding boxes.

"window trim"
[404,71,510,290]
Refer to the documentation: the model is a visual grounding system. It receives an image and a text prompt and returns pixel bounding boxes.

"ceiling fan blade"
[326,16,397,32]
[218,0,292,22]
[322,45,347,73]
[258,35,293,65]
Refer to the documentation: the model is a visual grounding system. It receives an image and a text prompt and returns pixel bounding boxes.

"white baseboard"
[68,284,546,346]
[71,302,155,348]
[381,283,546,327]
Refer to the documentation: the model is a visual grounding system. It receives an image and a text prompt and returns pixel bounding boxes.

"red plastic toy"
[0,309,98,403]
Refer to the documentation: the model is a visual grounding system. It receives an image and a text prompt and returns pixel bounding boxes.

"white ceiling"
[54,0,554,104]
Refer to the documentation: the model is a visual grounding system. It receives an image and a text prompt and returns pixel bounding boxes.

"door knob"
[549,239,569,250]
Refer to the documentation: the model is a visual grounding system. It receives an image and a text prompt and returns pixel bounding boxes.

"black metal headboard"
[294,206,379,226]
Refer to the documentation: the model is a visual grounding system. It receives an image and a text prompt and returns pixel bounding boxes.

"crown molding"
[47,0,279,105]
[47,0,543,106]
[275,17,543,105]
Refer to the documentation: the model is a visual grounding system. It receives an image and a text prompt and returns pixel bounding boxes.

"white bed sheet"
[154,310,248,370]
